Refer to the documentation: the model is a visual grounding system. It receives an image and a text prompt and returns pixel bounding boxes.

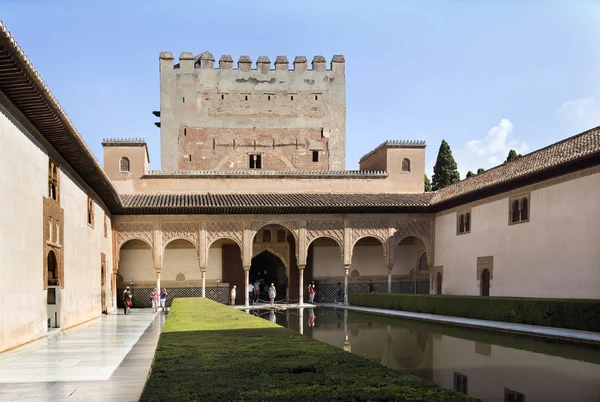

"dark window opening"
[184,127,187,136]
[312,150,319,162]
[249,154,262,169]
[87,197,94,227]
[183,97,185,103]
[315,95,318,100]
[245,95,248,101]
[320,128,324,137]
[221,94,224,100]
[505,389,525,402]
[291,95,294,101]
[453,373,468,394]
[481,269,490,296]
[276,229,286,242]
[465,213,471,232]
[48,160,60,202]
[189,154,192,162]
[120,157,130,172]
[511,200,520,223]
[268,95,271,101]
[402,158,411,172]
[521,198,529,221]
[262,229,272,242]
[459,214,465,233]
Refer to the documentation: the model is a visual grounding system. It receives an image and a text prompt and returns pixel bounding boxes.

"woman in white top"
[230,285,236,306]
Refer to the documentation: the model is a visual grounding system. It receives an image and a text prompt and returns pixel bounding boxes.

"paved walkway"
[320,303,600,344]
[0,309,165,401]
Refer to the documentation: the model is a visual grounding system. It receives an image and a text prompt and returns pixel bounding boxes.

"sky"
[3,0,600,177]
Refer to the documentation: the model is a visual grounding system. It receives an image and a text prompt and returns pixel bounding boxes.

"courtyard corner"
[140,298,478,402]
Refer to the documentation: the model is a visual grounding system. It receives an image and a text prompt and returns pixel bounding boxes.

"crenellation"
[275,56,289,71]
[312,56,326,72]
[219,54,234,70]
[256,56,271,74]
[238,55,252,71]
[293,56,308,73]
[178,52,194,72]
[199,51,215,69]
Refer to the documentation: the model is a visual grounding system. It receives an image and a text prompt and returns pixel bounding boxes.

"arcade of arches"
[114,215,434,307]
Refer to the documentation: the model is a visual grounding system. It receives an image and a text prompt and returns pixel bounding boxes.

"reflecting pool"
[250,307,600,402]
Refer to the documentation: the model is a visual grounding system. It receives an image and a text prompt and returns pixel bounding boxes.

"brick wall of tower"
[159,53,346,171]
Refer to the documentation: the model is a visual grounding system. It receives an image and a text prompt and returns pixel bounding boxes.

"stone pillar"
[387,264,393,293]
[201,269,206,298]
[299,265,305,306]
[299,307,304,335]
[344,264,350,305]
[244,266,250,307]
[156,272,161,297]
[111,273,117,313]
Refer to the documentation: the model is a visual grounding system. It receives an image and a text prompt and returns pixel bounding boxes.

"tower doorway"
[435,272,442,295]
[250,251,287,302]
[101,263,107,314]
[47,250,60,328]
[481,269,490,296]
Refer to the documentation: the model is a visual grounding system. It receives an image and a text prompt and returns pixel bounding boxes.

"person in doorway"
[308,281,316,304]
[150,288,159,313]
[248,282,254,305]
[230,285,236,306]
[160,288,168,312]
[122,286,130,315]
[336,282,343,304]
[124,288,133,315]
[268,283,276,305]
[368,279,374,294]
[253,279,261,304]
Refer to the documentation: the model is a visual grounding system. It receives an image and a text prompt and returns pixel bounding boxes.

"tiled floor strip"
[320,303,600,344]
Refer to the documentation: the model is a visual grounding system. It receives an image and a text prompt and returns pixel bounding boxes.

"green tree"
[424,174,431,192]
[477,168,485,174]
[505,149,522,163]
[432,140,460,191]
[466,171,475,178]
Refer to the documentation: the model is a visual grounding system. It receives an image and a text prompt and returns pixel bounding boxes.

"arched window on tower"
[262,229,272,243]
[120,157,130,172]
[401,158,411,172]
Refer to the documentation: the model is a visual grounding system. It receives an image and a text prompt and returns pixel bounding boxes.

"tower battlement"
[158,50,346,172]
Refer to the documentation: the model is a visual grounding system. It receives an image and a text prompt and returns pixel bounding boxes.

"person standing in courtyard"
[150,288,159,313]
[122,286,130,315]
[160,288,168,312]
[254,279,261,304]
[368,279,374,294]
[248,281,254,305]
[230,285,236,306]
[336,282,343,303]
[268,283,276,305]
[308,281,316,304]
[124,288,132,315]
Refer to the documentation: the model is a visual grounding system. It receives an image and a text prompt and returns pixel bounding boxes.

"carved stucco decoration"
[393,219,433,264]
[162,222,199,248]
[115,222,154,251]
[305,220,344,250]
[350,220,390,251]
[206,221,243,248]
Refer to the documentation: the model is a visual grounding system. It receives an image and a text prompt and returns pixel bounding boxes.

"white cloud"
[558,98,594,119]
[426,119,528,179]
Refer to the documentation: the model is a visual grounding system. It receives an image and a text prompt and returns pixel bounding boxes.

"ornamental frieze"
[206,221,243,247]
[161,222,199,248]
[115,222,154,250]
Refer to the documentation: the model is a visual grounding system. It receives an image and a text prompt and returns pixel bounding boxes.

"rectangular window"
[453,373,468,394]
[55,221,60,244]
[87,197,94,228]
[249,154,262,169]
[505,389,525,402]
[509,194,530,225]
[312,150,319,162]
[457,210,471,235]
[104,214,108,238]
[48,218,53,242]
[48,159,60,202]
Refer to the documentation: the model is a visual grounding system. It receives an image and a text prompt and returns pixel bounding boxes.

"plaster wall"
[433,169,600,299]
[103,145,148,181]
[118,246,154,283]
[0,104,113,352]
[431,335,600,402]
[162,242,201,281]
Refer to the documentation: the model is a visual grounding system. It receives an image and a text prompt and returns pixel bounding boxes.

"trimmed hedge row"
[350,294,600,332]
[141,298,478,402]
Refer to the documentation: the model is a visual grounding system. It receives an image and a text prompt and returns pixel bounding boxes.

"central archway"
[250,250,287,302]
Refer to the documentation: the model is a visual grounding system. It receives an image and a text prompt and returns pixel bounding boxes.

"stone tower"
[158,52,346,171]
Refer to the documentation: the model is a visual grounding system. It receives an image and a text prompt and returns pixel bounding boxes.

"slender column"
[201,269,206,298]
[299,308,304,335]
[344,264,350,305]
[298,265,305,306]
[111,273,117,313]
[156,272,161,297]
[343,309,351,353]
[244,266,250,307]
[387,264,393,293]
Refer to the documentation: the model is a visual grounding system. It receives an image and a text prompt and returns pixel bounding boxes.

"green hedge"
[350,294,600,332]
[141,298,478,402]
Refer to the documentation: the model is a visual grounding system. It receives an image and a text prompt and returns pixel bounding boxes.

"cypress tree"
[424,174,432,192]
[505,149,521,163]
[432,140,460,191]
[477,168,485,174]
[466,171,475,178]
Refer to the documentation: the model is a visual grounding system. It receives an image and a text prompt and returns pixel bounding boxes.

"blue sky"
[3,0,600,177]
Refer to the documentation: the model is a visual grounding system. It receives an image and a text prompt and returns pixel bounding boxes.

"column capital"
[298,264,306,271]
[243,265,251,272]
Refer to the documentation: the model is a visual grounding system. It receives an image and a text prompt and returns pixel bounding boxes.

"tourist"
[308,281,316,304]
[160,288,168,312]
[124,288,132,315]
[309,308,315,327]
[122,286,130,315]
[253,279,261,304]
[268,283,276,305]
[248,282,254,305]
[269,309,276,323]
[336,282,343,303]
[230,285,236,306]
[150,288,159,313]
[368,279,374,294]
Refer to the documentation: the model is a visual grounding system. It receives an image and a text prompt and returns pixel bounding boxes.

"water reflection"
[253,307,600,402]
